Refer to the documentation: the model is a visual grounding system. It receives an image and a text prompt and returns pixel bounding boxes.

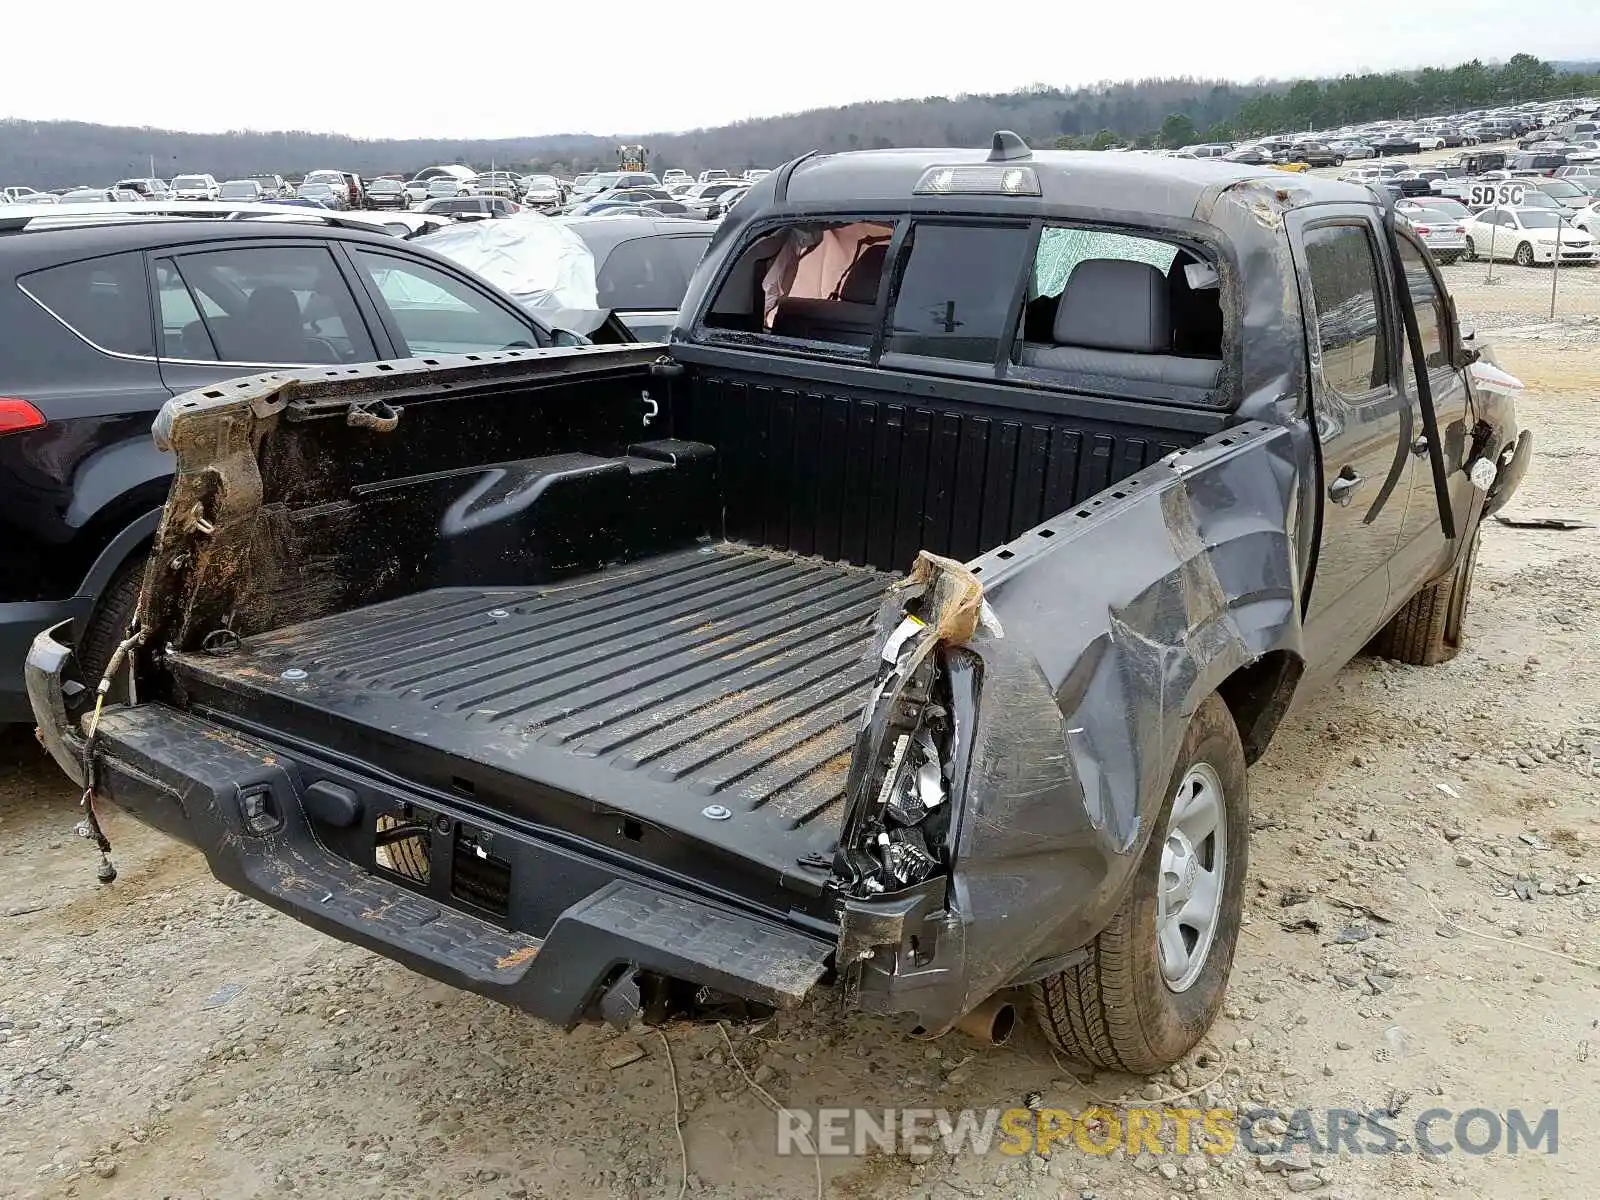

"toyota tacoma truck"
[27,134,1531,1072]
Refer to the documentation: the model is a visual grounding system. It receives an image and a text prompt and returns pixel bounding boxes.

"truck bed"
[169,543,894,893]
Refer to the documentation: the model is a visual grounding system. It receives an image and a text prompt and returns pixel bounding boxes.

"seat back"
[1019,258,1221,389]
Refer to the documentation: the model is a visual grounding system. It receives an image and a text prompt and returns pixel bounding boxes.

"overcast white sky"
[8,2,1596,139]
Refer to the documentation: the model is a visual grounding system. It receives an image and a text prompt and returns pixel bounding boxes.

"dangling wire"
[76,627,145,885]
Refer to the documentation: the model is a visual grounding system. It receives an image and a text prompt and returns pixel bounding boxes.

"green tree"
[1204,121,1235,142]
[1283,80,1323,130]
[1160,113,1198,149]
[1090,129,1118,151]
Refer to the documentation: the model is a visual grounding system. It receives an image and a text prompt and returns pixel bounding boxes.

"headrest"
[1053,259,1170,352]
[837,243,888,304]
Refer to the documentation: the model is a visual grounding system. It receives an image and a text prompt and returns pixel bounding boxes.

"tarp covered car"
[415,214,606,335]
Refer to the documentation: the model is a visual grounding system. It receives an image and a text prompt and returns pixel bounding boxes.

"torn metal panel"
[841,421,1305,1031]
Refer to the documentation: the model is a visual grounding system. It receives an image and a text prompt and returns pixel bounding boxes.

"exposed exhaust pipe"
[953,995,1018,1046]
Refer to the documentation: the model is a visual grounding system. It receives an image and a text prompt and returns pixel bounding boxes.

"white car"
[1571,202,1600,235]
[1397,200,1470,263]
[1414,133,1448,151]
[1462,206,1597,266]
[518,174,564,210]
[169,173,219,200]
[301,170,352,207]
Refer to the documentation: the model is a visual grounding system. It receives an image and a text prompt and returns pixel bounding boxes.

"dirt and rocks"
[2,265,1598,1200]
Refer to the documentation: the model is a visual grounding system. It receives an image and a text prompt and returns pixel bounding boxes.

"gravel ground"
[2,225,1597,1200]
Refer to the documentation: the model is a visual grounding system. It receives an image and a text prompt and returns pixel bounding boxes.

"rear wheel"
[1463,237,1477,262]
[1369,529,1480,666]
[1514,241,1535,267]
[1030,693,1248,1073]
[75,556,146,701]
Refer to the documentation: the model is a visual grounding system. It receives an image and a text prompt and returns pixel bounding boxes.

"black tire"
[1368,529,1479,666]
[1514,241,1535,268]
[1334,156,1345,167]
[1463,237,1477,262]
[1030,693,1248,1074]
[75,556,146,700]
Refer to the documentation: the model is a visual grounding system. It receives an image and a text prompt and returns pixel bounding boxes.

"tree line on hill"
[2,54,1596,188]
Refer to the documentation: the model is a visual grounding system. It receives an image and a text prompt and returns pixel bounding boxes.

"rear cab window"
[697,215,1226,399]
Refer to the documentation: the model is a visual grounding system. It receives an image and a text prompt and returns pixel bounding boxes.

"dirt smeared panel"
[136,347,681,663]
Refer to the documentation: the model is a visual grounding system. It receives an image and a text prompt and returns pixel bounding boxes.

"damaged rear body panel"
[834,422,1303,1030]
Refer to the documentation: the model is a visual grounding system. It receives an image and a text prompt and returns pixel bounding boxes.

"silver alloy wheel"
[1157,762,1227,993]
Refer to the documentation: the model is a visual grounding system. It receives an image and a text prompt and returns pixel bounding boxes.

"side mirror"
[551,328,591,348]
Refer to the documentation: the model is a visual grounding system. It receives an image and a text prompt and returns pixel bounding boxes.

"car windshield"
[524,176,557,188]
[1517,211,1562,229]
[1519,191,1559,208]
[1416,201,1469,219]
[301,183,332,194]
[173,177,207,188]
[305,173,342,185]
[370,180,401,191]
[584,173,621,191]
[1541,180,1585,197]
[219,183,255,197]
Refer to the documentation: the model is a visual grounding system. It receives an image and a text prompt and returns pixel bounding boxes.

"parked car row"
[1170,96,1599,171]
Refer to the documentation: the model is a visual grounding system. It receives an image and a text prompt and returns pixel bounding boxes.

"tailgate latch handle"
[641,392,658,428]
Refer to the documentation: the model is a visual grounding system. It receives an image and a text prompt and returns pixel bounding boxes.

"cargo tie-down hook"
[641,392,659,428]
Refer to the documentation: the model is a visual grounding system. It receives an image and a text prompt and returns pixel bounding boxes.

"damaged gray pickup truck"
[28,134,1531,1072]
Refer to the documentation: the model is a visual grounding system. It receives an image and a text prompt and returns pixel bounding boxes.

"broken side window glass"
[702,219,894,356]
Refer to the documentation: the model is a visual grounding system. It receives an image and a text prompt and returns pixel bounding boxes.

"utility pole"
[1549,211,1565,319]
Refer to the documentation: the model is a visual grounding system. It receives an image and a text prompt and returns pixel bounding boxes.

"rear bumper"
[3,601,78,724]
[25,623,833,1027]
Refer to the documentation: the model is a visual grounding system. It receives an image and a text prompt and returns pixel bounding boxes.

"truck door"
[1289,216,1412,672]
[1388,231,1476,593]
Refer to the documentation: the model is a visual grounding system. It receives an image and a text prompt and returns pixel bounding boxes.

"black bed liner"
[171,543,894,888]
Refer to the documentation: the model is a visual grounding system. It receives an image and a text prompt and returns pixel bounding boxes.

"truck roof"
[781,139,1377,220]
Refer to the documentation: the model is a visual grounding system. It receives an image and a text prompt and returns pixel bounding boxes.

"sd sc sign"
[1468,182,1527,208]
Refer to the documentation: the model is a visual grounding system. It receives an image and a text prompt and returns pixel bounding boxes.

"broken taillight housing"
[837,618,954,895]
[0,398,46,437]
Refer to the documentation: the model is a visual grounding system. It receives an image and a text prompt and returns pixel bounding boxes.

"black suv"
[0,213,566,720]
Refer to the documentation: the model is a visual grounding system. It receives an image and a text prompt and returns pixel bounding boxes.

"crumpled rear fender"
[847,420,1307,1030]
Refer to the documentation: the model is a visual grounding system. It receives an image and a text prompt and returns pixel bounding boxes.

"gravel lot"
[3,206,1598,1200]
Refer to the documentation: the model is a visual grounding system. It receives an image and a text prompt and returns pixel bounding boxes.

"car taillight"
[0,398,46,436]
[1454,225,1465,234]
[1414,225,1432,234]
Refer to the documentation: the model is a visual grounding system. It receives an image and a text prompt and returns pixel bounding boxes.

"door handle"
[1328,466,1363,506]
